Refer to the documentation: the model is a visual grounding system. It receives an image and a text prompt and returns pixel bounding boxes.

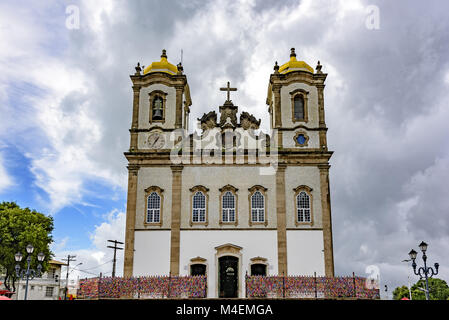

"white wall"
[133,230,171,276]
[287,230,325,276]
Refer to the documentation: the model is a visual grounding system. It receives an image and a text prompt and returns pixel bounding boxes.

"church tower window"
[293,185,313,226]
[152,96,163,120]
[294,95,304,120]
[148,90,167,124]
[190,185,209,226]
[289,89,309,123]
[144,186,164,226]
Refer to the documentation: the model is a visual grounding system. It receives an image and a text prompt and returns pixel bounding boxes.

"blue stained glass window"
[296,134,306,145]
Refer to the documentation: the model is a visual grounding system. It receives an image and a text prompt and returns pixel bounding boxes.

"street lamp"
[408,241,439,300]
[15,244,45,300]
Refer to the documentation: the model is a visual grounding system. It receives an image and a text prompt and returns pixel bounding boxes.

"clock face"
[147,133,165,149]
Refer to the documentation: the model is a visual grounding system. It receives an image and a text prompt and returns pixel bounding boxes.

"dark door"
[190,264,206,276]
[219,256,238,298]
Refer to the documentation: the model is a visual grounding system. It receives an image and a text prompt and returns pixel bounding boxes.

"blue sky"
[1,0,449,297]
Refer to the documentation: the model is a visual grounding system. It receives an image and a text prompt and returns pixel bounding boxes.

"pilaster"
[123,165,139,277]
[130,85,141,150]
[276,164,288,275]
[318,164,334,277]
[169,165,183,275]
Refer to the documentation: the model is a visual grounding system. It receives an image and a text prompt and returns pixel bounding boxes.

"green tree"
[0,202,54,292]
[393,285,411,300]
[393,278,449,300]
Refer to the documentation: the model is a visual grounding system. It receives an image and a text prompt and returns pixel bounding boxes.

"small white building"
[14,260,66,300]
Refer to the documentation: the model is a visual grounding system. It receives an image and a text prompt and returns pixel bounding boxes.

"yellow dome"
[278,48,314,74]
[143,50,178,75]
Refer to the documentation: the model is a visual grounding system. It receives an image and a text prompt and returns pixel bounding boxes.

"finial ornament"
[177,62,184,75]
[135,62,142,75]
[274,61,279,73]
[316,60,323,73]
[161,49,167,58]
[290,48,296,58]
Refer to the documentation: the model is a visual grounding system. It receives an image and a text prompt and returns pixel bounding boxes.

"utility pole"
[107,240,123,278]
[62,255,76,300]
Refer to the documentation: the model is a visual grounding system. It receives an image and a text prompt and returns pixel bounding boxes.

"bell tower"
[266,48,335,277]
[128,49,192,152]
[266,48,328,151]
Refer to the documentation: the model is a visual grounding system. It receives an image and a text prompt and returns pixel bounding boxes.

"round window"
[296,134,306,145]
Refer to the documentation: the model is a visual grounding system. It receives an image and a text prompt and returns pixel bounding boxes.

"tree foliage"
[393,278,449,300]
[0,202,54,292]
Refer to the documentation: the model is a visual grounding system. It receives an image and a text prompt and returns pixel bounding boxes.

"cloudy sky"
[1,0,448,298]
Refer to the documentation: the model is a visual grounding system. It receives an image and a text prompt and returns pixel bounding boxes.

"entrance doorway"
[218,256,238,298]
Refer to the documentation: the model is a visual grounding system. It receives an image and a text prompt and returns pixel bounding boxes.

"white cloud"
[54,209,126,281]
[0,152,13,193]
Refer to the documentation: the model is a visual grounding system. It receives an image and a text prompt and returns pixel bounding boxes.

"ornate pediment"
[219,101,238,128]
[240,111,261,130]
[198,111,218,130]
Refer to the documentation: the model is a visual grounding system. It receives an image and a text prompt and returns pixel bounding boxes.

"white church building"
[123,48,335,298]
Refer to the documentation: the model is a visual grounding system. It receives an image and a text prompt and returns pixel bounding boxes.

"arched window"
[149,90,167,123]
[192,191,206,222]
[297,192,311,222]
[222,191,235,223]
[152,96,163,120]
[251,191,265,223]
[290,89,309,123]
[293,95,304,120]
[190,185,209,226]
[147,192,161,223]
[294,185,313,225]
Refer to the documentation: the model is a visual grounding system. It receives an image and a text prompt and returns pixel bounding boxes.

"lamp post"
[15,244,45,300]
[408,241,439,300]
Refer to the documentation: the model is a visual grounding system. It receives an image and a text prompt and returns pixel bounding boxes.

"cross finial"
[220,81,237,102]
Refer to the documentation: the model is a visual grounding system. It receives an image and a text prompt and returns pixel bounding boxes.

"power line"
[79,259,114,271]
[107,240,123,278]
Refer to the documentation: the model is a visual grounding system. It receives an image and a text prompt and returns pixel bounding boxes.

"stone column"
[276,164,288,275]
[273,84,282,128]
[170,165,183,275]
[174,86,184,128]
[319,164,334,277]
[273,84,283,149]
[130,85,141,150]
[123,165,139,277]
[317,84,328,151]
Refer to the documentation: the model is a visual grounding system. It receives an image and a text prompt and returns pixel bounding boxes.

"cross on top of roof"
[220,81,237,102]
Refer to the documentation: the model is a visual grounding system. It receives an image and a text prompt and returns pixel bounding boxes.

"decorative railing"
[245,274,380,299]
[77,275,207,299]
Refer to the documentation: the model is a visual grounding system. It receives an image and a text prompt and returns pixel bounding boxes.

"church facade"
[123,49,334,298]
